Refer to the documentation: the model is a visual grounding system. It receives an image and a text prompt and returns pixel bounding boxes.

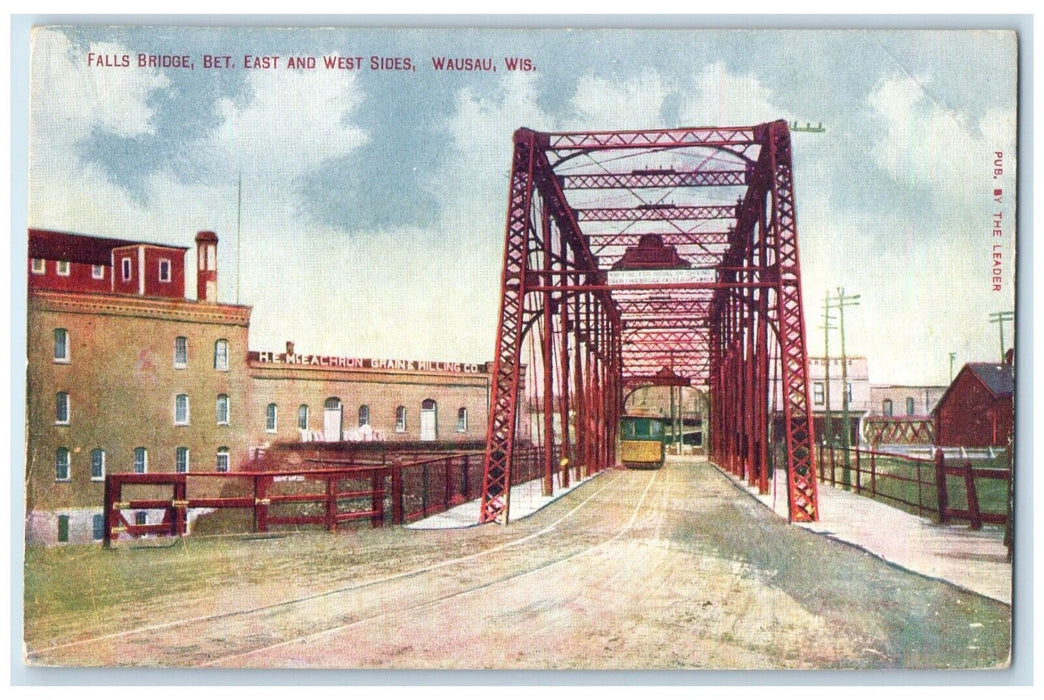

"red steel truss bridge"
[479,121,819,524]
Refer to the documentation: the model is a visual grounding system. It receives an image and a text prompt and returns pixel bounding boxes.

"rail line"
[25,470,627,663]
[196,469,660,668]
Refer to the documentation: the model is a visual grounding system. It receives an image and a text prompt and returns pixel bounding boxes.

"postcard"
[20,23,1018,671]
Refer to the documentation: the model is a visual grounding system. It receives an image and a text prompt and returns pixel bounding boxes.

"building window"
[55,447,70,481]
[31,258,45,274]
[90,448,105,481]
[813,382,824,405]
[906,397,916,416]
[216,447,230,473]
[176,446,189,473]
[298,404,309,430]
[55,391,70,424]
[358,404,370,427]
[845,382,852,403]
[92,514,105,541]
[216,394,230,425]
[92,264,105,280]
[457,407,468,433]
[57,515,70,543]
[174,336,188,368]
[54,328,69,362]
[158,259,172,283]
[214,339,229,370]
[396,406,407,432]
[135,511,147,526]
[133,447,148,474]
[882,399,893,417]
[174,394,190,425]
[56,260,70,276]
[266,403,278,433]
[121,257,132,281]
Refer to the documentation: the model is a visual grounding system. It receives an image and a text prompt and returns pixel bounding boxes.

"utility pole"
[988,311,1015,363]
[821,291,838,446]
[831,287,860,485]
[949,351,957,384]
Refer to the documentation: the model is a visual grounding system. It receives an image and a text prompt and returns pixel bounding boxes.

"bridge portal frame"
[479,122,818,524]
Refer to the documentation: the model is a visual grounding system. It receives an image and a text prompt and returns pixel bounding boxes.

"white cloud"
[30,31,169,141]
[678,62,785,127]
[867,74,1016,198]
[205,65,369,180]
[567,69,673,129]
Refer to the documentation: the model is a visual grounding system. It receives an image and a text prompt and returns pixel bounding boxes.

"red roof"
[28,229,187,265]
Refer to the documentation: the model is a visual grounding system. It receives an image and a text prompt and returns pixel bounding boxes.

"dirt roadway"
[24,458,1011,670]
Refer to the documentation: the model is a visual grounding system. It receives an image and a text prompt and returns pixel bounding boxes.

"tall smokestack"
[195,230,218,302]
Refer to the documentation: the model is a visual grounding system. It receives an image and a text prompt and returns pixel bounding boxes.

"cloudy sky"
[25,26,1017,385]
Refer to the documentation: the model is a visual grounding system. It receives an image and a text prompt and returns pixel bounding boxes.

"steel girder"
[575,204,737,223]
[561,169,750,190]
[481,122,817,524]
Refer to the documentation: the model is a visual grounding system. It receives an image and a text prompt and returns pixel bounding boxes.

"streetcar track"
[196,469,661,668]
[26,469,626,660]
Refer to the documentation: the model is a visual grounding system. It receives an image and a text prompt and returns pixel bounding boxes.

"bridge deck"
[418,455,1012,605]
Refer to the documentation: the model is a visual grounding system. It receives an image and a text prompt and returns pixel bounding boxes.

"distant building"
[933,360,1015,448]
[773,356,870,445]
[868,385,947,418]
[25,228,491,545]
[860,384,947,447]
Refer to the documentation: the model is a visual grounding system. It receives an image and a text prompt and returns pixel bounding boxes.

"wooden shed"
[933,360,1014,448]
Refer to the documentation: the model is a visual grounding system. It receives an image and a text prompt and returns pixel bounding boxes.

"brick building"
[25,229,492,545]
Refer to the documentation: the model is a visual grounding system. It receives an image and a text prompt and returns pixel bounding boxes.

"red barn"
[933,360,1014,448]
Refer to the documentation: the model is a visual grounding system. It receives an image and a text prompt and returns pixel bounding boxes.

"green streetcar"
[619,415,667,469]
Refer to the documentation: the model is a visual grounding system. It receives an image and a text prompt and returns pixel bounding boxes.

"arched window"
[175,394,190,425]
[882,399,893,417]
[395,406,407,432]
[216,447,230,473]
[358,404,370,427]
[55,391,70,424]
[298,404,309,430]
[266,403,278,432]
[216,394,230,425]
[457,407,468,433]
[906,397,916,416]
[175,446,189,473]
[133,447,148,474]
[55,447,70,481]
[90,448,105,481]
[214,339,229,370]
[54,328,69,362]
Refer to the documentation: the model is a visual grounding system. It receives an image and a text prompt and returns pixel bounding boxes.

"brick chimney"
[195,230,218,302]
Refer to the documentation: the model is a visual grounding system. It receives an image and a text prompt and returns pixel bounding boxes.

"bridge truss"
[479,121,818,523]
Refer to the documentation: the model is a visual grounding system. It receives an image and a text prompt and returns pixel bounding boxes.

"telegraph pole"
[988,311,1015,363]
[821,291,837,446]
[831,288,860,484]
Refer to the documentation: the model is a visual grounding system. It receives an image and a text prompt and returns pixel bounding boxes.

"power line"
[819,290,837,445]
[828,287,860,480]
[988,310,1014,364]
